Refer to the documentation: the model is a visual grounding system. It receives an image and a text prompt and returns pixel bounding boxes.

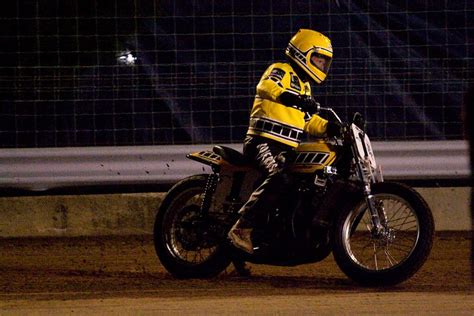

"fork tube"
[364,184,383,233]
[354,157,383,234]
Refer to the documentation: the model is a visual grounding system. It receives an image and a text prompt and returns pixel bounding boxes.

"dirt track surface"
[0,232,472,314]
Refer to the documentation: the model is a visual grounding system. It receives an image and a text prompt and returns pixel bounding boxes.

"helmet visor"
[310,53,332,74]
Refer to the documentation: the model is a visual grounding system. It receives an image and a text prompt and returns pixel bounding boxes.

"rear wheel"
[333,182,434,286]
[153,175,231,278]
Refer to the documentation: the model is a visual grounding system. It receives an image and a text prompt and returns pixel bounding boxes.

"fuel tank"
[290,140,337,173]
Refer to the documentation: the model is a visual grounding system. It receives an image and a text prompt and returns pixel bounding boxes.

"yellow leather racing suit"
[247,62,329,148]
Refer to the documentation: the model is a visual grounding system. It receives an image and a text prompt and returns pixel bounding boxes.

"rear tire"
[333,182,434,286]
[153,175,231,278]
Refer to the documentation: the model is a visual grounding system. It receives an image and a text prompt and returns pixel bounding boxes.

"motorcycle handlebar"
[318,106,343,125]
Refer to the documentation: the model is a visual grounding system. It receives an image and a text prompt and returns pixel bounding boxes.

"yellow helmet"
[285,29,333,84]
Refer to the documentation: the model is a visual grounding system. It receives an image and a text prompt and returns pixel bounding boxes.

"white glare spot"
[117,51,137,66]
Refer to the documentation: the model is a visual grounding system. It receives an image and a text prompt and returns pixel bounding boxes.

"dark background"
[0,0,472,148]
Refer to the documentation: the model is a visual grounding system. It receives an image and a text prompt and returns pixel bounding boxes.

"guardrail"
[0,141,470,192]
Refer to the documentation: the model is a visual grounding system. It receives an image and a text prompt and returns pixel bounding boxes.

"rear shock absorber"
[200,173,219,215]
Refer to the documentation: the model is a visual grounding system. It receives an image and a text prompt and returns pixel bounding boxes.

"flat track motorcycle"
[153,107,434,286]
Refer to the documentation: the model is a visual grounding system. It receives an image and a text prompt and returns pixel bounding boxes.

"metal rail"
[0,141,469,192]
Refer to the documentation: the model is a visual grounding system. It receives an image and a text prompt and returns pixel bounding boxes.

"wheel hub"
[371,227,396,246]
[175,206,218,251]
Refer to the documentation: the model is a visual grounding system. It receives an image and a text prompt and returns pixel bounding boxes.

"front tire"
[333,182,434,286]
[153,175,231,278]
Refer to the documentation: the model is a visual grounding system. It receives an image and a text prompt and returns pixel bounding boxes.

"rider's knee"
[268,168,293,188]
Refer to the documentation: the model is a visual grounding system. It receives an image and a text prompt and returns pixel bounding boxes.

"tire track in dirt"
[0,233,471,304]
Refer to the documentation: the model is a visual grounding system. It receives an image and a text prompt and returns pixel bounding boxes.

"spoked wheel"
[154,175,231,278]
[333,182,434,286]
[169,204,219,263]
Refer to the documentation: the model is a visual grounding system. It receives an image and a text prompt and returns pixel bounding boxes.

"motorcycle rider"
[228,29,342,254]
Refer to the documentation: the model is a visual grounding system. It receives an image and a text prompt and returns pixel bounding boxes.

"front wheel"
[333,182,434,286]
[153,174,231,278]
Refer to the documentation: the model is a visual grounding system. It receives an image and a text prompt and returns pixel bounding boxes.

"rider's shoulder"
[266,62,293,72]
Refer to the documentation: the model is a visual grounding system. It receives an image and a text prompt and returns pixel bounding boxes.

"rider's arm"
[256,64,313,112]
[304,114,328,136]
[305,116,343,137]
[255,65,290,102]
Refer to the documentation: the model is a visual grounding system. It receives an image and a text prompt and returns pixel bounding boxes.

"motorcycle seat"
[213,145,250,167]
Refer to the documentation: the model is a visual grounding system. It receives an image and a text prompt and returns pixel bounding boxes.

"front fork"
[363,184,386,236]
[355,161,387,236]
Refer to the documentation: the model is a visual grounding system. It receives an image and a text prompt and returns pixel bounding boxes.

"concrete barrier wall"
[0,187,470,238]
[0,193,164,237]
